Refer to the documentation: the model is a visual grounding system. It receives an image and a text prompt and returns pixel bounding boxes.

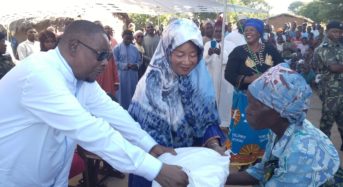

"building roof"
[265,13,314,23]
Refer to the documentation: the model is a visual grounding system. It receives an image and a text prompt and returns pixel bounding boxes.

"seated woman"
[226,63,339,186]
[128,18,226,187]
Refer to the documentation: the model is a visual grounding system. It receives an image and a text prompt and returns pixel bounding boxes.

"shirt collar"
[26,39,36,44]
[325,37,342,47]
[54,47,78,89]
[271,124,298,158]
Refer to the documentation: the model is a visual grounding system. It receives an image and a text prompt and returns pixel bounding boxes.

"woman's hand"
[209,143,227,156]
[206,139,227,156]
[149,144,177,158]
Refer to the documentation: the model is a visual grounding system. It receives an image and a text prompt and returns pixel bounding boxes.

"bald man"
[0,20,188,187]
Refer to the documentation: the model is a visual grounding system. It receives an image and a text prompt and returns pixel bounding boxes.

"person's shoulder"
[264,42,277,50]
[230,45,245,53]
[113,43,122,50]
[315,41,332,56]
[130,44,140,53]
[224,30,240,40]
[290,121,337,155]
[204,40,211,47]
[17,40,26,47]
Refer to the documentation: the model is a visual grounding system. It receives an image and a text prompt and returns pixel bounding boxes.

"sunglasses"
[77,40,111,61]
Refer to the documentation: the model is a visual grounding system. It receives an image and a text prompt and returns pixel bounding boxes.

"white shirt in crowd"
[215,29,246,127]
[204,40,234,127]
[223,29,247,63]
[16,39,40,60]
[312,30,320,38]
[0,48,162,186]
[5,40,18,64]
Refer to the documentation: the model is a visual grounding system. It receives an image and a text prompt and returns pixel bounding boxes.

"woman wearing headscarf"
[226,63,339,186]
[128,18,226,187]
[225,18,284,165]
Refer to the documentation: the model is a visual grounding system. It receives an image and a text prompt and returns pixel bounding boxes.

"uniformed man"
[314,20,343,150]
[0,32,15,79]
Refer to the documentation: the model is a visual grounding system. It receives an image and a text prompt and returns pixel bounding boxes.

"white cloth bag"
[152,147,230,187]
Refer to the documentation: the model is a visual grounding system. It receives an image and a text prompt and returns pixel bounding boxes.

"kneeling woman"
[128,18,226,187]
[226,63,339,186]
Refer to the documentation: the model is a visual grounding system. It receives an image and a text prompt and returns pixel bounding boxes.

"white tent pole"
[218,0,227,107]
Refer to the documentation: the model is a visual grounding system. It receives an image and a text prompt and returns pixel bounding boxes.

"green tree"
[240,0,271,10]
[317,0,343,21]
[288,1,305,14]
[225,0,269,23]
[298,1,325,22]
[128,14,173,32]
[129,0,270,29]
[293,0,343,23]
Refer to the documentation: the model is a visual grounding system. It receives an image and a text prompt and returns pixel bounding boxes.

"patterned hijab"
[248,63,312,125]
[129,18,220,147]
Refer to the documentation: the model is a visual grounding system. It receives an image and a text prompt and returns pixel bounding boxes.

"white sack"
[152,147,230,187]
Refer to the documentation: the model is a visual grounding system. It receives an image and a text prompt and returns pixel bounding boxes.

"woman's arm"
[225,47,242,87]
[226,171,259,185]
[203,125,226,155]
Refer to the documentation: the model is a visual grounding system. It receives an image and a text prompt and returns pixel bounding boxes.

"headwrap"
[248,63,312,125]
[326,20,343,30]
[244,18,264,37]
[133,30,143,37]
[129,18,220,147]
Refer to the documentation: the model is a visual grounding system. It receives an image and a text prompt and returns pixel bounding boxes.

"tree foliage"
[128,0,270,29]
[288,1,305,13]
[240,0,271,11]
[289,0,343,23]
[128,14,174,32]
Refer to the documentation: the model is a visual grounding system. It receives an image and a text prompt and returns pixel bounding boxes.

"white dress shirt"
[0,48,162,187]
[203,41,234,127]
[223,29,247,64]
[16,39,40,60]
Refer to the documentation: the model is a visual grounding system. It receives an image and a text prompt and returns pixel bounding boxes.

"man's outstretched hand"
[155,164,189,187]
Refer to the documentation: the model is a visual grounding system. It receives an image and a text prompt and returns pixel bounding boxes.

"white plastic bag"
[152,147,230,187]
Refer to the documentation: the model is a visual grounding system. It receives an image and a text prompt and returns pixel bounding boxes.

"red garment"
[110,38,117,49]
[69,152,85,179]
[96,56,120,96]
[96,39,119,96]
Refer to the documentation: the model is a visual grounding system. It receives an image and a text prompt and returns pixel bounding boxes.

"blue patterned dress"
[113,42,141,109]
[246,120,339,186]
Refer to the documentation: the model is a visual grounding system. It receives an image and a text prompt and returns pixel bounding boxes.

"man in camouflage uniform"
[0,32,15,79]
[314,21,343,150]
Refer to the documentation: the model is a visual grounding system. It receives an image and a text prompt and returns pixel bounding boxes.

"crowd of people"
[0,13,342,187]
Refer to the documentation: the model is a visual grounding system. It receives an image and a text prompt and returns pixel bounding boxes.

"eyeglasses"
[136,35,143,38]
[77,40,111,61]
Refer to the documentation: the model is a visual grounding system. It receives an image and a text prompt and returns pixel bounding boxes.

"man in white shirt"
[204,21,234,127]
[0,20,188,187]
[16,27,40,60]
[217,15,247,127]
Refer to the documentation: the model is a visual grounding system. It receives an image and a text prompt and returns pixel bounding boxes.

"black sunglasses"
[77,40,111,61]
